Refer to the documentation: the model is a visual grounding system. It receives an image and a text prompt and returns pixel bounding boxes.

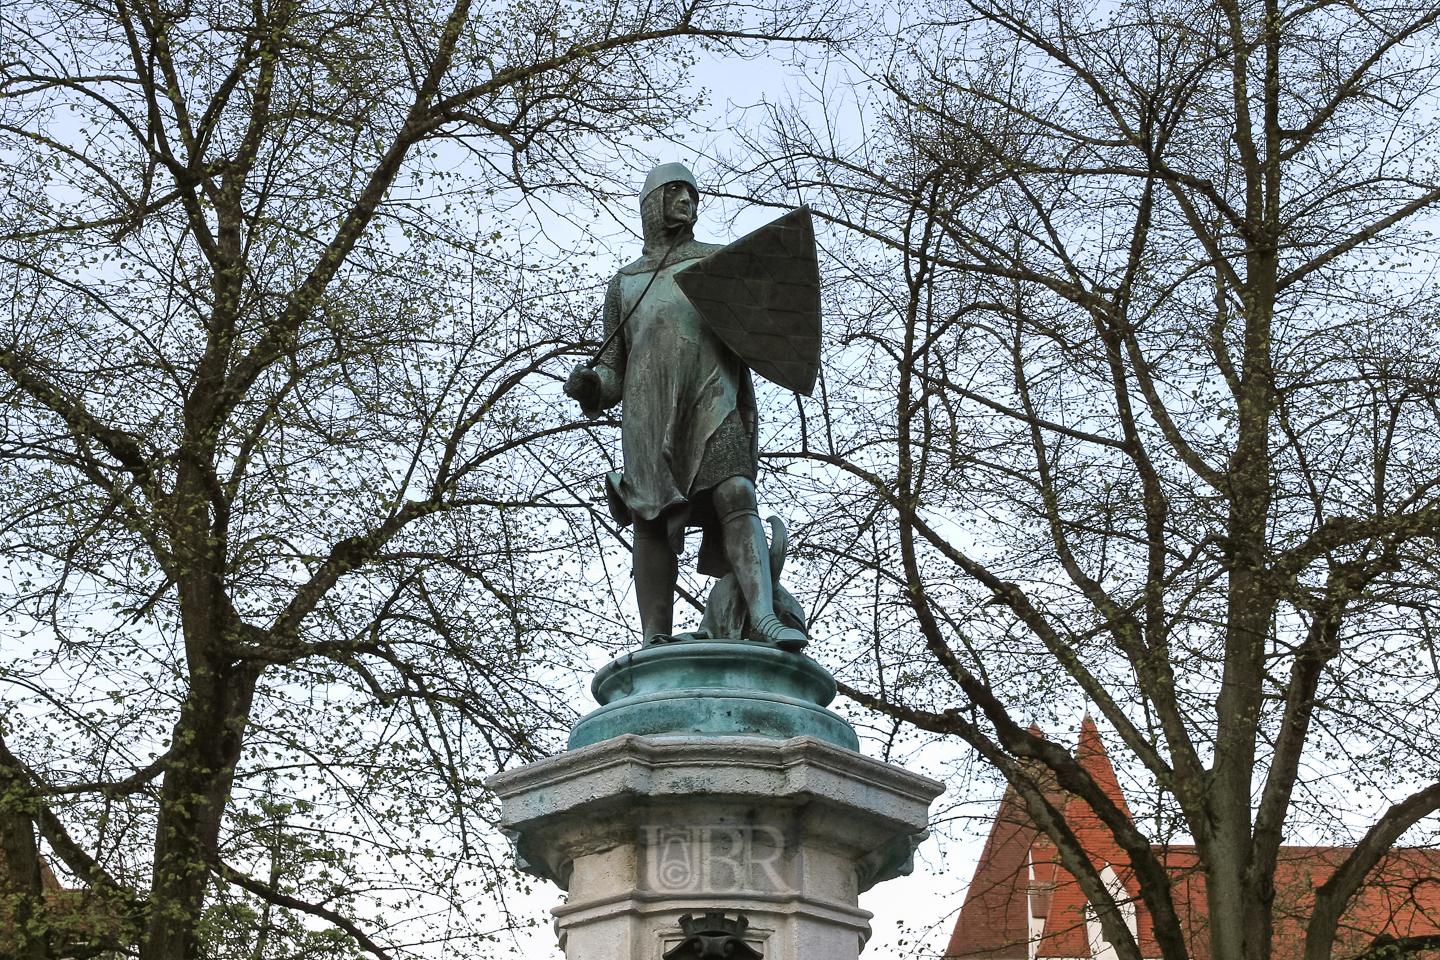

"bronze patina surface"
[564,163,818,652]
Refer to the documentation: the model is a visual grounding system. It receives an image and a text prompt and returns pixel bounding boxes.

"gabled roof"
[947,784,1040,959]
[946,723,1064,960]
[946,719,1440,960]
[1034,716,1137,960]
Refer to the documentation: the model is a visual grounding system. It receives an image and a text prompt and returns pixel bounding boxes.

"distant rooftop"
[945,716,1440,960]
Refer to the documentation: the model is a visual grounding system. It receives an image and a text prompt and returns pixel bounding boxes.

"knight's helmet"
[639,162,700,255]
[641,161,698,205]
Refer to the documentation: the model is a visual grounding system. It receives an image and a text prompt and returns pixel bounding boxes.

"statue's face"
[661,181,696,226]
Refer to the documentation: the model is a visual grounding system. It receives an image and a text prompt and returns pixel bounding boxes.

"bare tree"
[0,0,841,956]
[732,0,1440,957]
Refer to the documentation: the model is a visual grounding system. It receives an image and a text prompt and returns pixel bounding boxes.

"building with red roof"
[945,717,1440,960]
[0,854,124,958]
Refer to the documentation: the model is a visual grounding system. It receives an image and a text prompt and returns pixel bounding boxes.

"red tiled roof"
[946,721,1440,960]
[947,723,1068,959]
[946,784,1039,959]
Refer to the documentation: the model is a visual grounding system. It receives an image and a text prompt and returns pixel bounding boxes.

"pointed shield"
[675,206,822,396]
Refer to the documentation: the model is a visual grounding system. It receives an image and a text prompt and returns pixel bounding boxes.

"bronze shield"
[674,206,822,397]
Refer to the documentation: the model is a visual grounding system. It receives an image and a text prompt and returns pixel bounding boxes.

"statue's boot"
[720,506,808,653]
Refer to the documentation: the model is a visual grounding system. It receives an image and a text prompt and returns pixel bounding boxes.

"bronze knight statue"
[565,162,818,652]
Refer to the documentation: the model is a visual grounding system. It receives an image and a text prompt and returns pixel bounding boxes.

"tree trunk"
[0,771,49,960]
[141,658,259,960]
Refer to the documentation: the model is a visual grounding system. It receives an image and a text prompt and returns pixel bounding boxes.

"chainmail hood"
[623,176,718,274]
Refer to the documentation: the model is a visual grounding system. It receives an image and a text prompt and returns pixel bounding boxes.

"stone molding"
[489,734,943,844]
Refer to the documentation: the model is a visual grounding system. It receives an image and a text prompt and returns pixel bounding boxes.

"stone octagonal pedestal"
[487,733,943,960]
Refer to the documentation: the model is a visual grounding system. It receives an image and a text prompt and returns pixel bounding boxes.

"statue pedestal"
[567,639,858,751]
[487,734,943,960]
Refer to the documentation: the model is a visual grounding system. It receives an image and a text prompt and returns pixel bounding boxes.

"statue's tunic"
[594,244,758,577]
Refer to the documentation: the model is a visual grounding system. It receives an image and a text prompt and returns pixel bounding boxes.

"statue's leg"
[713,477,775,618]
[712,477,807,651]
[633,517,677,642]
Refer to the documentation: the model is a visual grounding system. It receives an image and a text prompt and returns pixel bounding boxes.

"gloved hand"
[564,363,604,418]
